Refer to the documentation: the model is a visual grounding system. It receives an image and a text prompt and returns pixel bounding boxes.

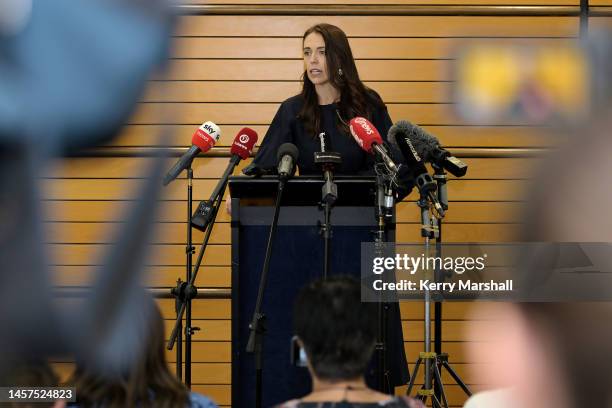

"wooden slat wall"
[44,1,585,407]
[184,0,579,4]
[591,0,612,29]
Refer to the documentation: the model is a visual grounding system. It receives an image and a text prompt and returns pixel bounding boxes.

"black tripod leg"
[431,395,443,408]
[433,361,449,408]
[384,370,391,395]
[442,360,472,396]
[406,358,422,396]
[420,358,443,408]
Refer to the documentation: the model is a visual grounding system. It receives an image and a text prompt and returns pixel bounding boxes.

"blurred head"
[293,276,377,382]
[70,302,187,408]
[299,24,382,137]
[467,113,612,408]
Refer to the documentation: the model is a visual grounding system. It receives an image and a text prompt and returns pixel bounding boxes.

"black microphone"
[389,121,445,217]
[401,121,468,178]
[277,143,299,180]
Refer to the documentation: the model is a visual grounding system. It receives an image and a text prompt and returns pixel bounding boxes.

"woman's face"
[303,32,329,86]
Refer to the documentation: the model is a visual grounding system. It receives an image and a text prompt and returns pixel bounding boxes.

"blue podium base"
[232,217,408,407]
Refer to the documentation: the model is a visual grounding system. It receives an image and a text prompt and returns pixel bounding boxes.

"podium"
[229,176,407,407]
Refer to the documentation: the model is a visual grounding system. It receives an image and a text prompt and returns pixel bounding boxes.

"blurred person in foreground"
[277,276,423,408]
[0,359,65,408]
[0,0,175,383]
[463,56,612,407]
[67,301,217,408]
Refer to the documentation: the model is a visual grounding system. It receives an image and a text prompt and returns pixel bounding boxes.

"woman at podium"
[243,23,412,199]
[233,23,412,407]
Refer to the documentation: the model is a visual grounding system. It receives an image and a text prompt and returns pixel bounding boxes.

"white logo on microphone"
[239,134,250,144]
[200,121,221,142]
[354,117,373,135]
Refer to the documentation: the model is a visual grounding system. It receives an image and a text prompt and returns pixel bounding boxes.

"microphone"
[401,121,468,178]
[163,121,221,186]
[349,117,400,174]
[191,127,258,231]
[389,121,445,217]
[230,127,259,162]
[277,143,299,180]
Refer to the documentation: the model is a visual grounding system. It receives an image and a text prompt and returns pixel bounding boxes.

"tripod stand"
[166,153,237,386]
[406,167,471,407]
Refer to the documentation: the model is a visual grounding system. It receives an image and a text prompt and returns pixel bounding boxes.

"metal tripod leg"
[407,352,447,408]
[407,352,455,408]
[432,359,448,408]
[439,353,472,397]
[406,356,422,396]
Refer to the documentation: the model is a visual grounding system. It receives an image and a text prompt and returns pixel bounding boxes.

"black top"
[276,396,425,408]
[243,92,414,199]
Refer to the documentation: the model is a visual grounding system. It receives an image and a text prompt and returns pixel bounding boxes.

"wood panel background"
[43,1,594,406]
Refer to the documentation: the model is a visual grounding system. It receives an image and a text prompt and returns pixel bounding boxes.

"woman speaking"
[244,23,412,197]
[237,23,412,406]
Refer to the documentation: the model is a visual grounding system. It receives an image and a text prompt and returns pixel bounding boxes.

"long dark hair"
[69,303,188,408]
[299,23,384,137]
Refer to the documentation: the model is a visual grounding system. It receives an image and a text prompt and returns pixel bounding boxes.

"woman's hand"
[225,193,232,214]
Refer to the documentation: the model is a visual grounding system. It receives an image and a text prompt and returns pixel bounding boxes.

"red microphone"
[349,117,399,173]
[230,127,258,161]
[192,121,221,152]
[163,121,221,186]
[191,127,258,231]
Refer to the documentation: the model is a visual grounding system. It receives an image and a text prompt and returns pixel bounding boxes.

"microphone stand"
[431,164,471,404]
[406,176,444,407]
[433,164,447,379]
[373,164,395,394]
[172,166,194,381]
[406,168,471,408]
[246,172,290,408]
[167,156,239,387]
[314,151,342,279]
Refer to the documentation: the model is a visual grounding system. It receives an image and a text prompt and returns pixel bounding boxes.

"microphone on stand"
[389,121,445,218]
[248,142,299,408]
[349,117,400,175]
[277,143,299,180]
[314,132,342,205]
[163,121,221,186]
[313,132,342,279]
[401,121,468,178]
[191,127,258,231]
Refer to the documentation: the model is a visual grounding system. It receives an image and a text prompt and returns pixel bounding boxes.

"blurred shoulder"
[188,392,219,408]
[381,396,426,407]
[275,399,301,408]
[464,389,516,408]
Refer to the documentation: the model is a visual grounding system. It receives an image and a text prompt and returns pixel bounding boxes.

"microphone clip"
[415,173,445,219]
[314,151,342,206]
[373,162,396,223]
[191,199,215,231]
